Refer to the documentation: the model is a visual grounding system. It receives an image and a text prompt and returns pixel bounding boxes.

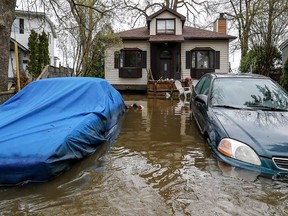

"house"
[105,7,236,91]
[280,39,288,67]
[9,10,57,83]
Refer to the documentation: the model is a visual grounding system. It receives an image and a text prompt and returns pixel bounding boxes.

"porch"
[147,79,191,99]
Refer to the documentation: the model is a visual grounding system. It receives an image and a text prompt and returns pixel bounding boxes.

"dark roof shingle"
[149,35,184,42]
[117,26,236,41]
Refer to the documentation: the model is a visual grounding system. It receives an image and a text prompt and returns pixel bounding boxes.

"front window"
[211,78,288,110]
[157,19,175,34]
[192,50,215,69]
[121,50,142,68]
[114,49,146,78]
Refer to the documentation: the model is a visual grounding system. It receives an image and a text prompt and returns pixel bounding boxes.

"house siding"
[105,41,150,85]
[149,11,183,35]
[181,40,229,79]
[106,40,229,86]
[282,46,288,66]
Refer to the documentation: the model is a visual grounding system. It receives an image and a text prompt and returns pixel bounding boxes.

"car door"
[191,75,212,133]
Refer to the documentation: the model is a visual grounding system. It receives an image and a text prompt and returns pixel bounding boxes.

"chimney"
[213,13,227,34]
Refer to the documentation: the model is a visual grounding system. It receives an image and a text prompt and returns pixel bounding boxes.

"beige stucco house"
[105,7,236,90]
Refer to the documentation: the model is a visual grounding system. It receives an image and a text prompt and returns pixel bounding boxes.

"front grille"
[273,157,288,171]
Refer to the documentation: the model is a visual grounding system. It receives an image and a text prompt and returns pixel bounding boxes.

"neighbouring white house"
[105,7,237,91]
[9,10,57,84]
[280,39,288,67]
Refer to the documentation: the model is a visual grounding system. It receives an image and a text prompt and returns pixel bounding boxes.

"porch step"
[147,80,189,99]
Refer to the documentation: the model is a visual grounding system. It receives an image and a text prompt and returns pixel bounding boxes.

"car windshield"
[210,77,288,111]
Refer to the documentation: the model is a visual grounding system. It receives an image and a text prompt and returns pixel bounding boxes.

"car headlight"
[218,138,261,166]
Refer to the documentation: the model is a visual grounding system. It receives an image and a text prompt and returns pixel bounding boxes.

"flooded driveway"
[0,94,288,215]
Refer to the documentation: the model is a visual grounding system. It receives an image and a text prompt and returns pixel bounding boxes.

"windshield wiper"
[212,104,245,110]
[246,104,288,111]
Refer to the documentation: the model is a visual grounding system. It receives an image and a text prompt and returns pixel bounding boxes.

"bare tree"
[208,0,263,59]
[250,0,288,75]
[66,0,115,75]
[118,0,208,28]
[208,0,288,74]
[17,0,121,76]
[0,0,17,91]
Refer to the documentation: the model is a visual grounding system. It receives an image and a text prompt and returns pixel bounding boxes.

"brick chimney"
[213,13,227,34]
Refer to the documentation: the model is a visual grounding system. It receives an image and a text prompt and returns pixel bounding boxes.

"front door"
[150,43,181,80]
[160,59,171,79]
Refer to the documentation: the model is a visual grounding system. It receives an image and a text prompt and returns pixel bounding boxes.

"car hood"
[213,108,288,158]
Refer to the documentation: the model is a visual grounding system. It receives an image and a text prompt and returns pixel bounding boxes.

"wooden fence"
[1,65,73,104]
[37,65,73,80]
[0,90,15,104]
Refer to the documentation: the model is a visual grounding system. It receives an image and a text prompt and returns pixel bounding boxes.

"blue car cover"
[0,77,126,185]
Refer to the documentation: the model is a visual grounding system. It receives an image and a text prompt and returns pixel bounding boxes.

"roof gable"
[146,7,186,23]
[146,7,186,30]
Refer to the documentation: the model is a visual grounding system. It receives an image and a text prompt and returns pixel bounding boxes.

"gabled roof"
[118,26,237,41]
[147,7,186,22]
[147,7,186,29]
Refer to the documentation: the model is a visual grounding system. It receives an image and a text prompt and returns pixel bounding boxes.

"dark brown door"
[150,43,181,80]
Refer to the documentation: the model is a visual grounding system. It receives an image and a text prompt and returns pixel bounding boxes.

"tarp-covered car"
[0,77,126,185]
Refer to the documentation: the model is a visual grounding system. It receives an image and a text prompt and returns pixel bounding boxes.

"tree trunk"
[0,0,16,91]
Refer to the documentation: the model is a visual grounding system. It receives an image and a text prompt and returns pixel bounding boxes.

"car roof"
[210,73,269,79]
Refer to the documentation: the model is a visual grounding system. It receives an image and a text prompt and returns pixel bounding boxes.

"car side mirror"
[195,94,208,106]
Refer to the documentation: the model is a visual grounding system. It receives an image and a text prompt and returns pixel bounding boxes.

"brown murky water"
[0,94,288,215]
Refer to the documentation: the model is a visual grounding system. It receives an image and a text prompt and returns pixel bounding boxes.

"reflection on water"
[0,94,288,215]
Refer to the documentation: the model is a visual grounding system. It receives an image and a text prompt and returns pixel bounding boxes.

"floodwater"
[1,94,288,216]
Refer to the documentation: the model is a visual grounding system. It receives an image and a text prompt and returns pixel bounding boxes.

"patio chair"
[174,80,192,101]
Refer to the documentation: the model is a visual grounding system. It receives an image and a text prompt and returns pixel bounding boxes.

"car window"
[211,77,288,109]
[195,75,211,95]
[194,76,206,93]
[199,76,211,95]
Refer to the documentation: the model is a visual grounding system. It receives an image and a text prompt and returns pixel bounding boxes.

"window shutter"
[114,51,119,69]
[186,51,191,69]
[142,51,147,68]
[215,51,220,69]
